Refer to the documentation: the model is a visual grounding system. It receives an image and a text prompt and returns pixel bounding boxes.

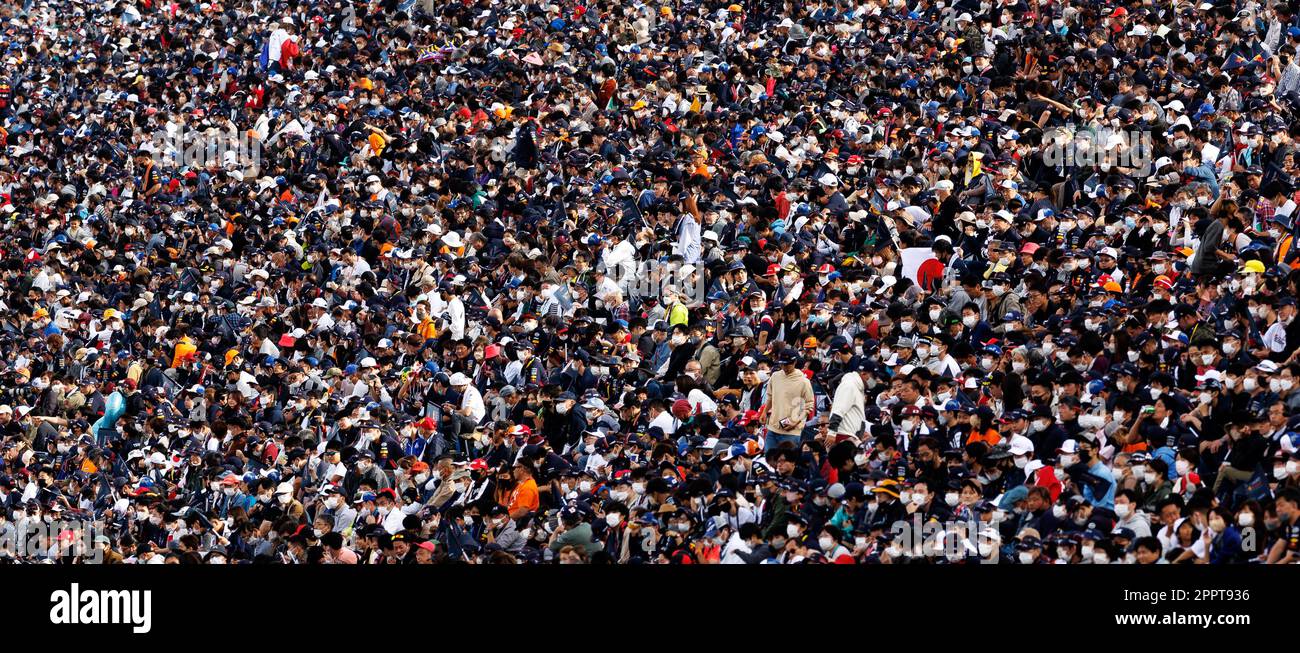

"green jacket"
[550,522,604,555]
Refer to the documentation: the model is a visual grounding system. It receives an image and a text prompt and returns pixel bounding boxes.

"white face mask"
[1238,513,1255,527]
[1175,460,1191,476]
[962,315,978,328]
[606,513,621,527]
[819,537,836,551]
[1244,378,1259,392]
[1115,503,1132,518]
[788,524,802,538]
[1052,505,1067,519]
[929,308,942,321]
[1018,551,1035,564]
[944,492,960,507]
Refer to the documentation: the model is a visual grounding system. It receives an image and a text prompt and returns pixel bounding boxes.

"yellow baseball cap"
[1240,259,1266,274]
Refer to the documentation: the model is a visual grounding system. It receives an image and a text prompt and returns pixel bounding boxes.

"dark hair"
[1277,487,1300,507]
[1133,536,1162,555]
[321,532,344,550]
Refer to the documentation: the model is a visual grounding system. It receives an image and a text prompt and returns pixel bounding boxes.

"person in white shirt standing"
[829,361,868,442]
[673,205,702,265]
[441,281,466,341]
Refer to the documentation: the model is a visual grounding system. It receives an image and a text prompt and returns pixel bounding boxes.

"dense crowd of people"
[3,0,1300,564]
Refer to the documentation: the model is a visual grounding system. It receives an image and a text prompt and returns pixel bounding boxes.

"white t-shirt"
[648,411,679,436]
[460,385,486,423]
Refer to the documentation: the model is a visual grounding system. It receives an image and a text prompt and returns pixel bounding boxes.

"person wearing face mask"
[348,451,392,498]
[1137,459,1174,513]
[985,273,1024,331]
[319,486,358,535]
[548,505,605,557]
[1270,452,1300,490]
[1027,405,1069,456]
[273,481,305,522]
[857,478,901,532]
[481,505,525,553]
[1072,436,1116,511]
[1195,506,1246,564]
[957,302,994,348]
[816,525,855,563]
[903,479,952,524]
[1015,535,1045,564]
[1112,489,1152,538]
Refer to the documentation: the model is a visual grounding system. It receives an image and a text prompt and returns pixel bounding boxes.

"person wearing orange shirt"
[172,337,198,368]
[507,462,539,521]
[966,409,1002,447]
